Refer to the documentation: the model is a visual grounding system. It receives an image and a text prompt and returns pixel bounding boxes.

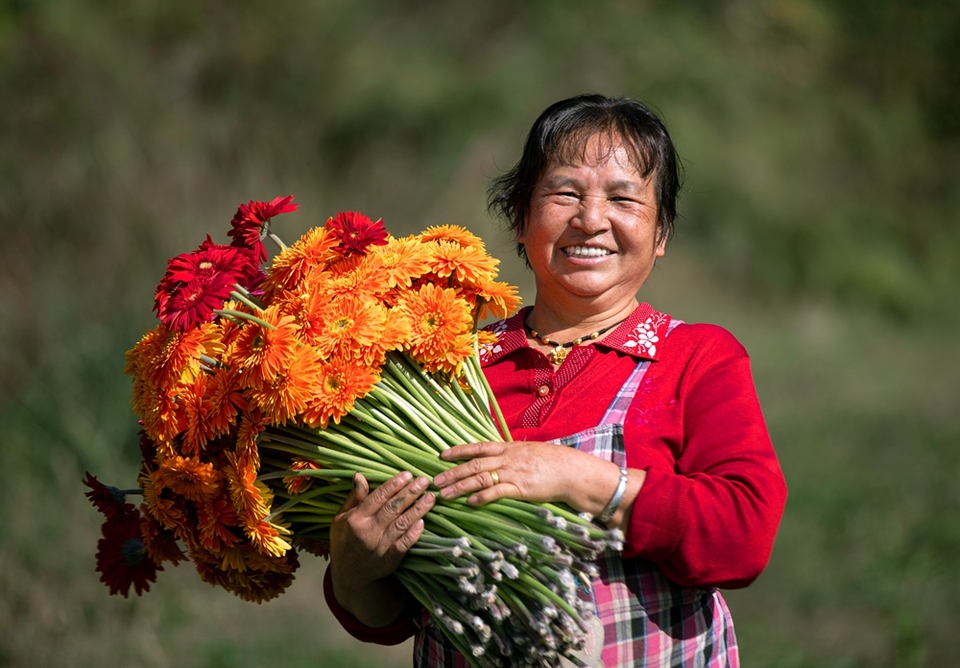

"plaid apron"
[415,324,739,667]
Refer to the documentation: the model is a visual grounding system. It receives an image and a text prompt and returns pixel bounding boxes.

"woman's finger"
[337,472,370,515]
[357,470,413,515]
[440,441,506,462]
[383,491,435,547]
[374,475,430,527]
[437,467,503,500]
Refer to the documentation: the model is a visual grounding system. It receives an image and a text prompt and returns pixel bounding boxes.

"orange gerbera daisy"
[235,410,267,471]
[371,235,433,289]
[178,375,211,458]
[224,451,271,534]
[127,323,216,392]
[420,332,476,374]
[140,467,184,531]
[359,306,411,367]
[472,278,522,321]
[301,358,380,429]
[419,224,486,250]
[202,367,247,439]
[326,254,392,300]
[262,226,337,297]
[427,240,498,287]
[138,385,183,447]
[158,455,221,503]
[230,306,300,387]
[246,518,293,559]
[309,296,386,361]
[246,345,322,425]
[140,510,187,565]
[196,491,242,552]
[397,283,474,370]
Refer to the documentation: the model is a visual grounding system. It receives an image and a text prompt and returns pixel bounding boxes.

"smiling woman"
[323,94,787,668]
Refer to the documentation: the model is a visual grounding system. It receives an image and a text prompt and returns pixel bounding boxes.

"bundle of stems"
[257,350,623,667]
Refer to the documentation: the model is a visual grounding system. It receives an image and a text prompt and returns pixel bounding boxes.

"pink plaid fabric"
[414,320,740,667]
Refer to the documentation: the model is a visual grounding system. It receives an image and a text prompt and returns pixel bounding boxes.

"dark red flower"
[327,211,389,257]
[83,472,138,522]
[228,195,298,263]
[153,237,258,331]
[95,508,162,597]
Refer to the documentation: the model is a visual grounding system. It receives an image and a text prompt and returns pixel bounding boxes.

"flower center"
[121,538,146,567]
[333,317,352,332]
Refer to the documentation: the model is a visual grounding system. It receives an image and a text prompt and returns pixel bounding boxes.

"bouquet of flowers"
[85,196,623,667]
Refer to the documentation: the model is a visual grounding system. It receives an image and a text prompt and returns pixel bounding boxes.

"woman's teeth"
[564,246,612,257]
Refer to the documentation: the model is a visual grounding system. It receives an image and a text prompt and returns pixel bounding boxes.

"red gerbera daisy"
[326,211,388,257]
[154,238,259,332]
[94,508,162,597]
[83,473,138,522]
[228,195,299,263]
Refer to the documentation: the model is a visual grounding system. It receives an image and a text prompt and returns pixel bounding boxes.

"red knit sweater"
[323,303,787,642]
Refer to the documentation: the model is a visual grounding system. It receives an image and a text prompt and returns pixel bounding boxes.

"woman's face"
[520,133,666,312]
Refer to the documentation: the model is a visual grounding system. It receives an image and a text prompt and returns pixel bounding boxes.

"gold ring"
[490,470,500,486]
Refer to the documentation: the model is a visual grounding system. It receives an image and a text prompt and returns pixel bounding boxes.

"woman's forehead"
[546,130,653,177]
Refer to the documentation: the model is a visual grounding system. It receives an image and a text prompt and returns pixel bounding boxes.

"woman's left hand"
[434,440,610,509]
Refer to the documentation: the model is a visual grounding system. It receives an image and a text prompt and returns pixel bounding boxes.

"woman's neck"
[526,297,639,342]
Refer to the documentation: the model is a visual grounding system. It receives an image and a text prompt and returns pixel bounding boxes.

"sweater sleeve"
[622,327,787,589]
[322,566,421,645]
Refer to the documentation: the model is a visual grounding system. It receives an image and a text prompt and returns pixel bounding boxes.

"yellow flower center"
[333,317,353,332]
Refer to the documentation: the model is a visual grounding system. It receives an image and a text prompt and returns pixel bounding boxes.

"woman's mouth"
[563,246,613,258]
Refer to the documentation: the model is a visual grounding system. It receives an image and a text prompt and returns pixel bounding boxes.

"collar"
[478,303,672,366]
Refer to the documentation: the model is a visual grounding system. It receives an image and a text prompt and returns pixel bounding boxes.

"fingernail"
[414,476,428,490]
[433,474,445,485]
[353,473,362,488]
[399,471,412,482]
[468,495,480,505]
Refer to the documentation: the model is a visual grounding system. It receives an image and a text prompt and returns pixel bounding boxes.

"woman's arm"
[325,471,435,631]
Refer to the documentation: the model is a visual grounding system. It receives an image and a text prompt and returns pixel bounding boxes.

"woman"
[323,94,788,667]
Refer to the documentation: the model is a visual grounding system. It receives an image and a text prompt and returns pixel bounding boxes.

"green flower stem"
[382,359,447,423]
[400,557,477,578]
[269,480,354,500]
[265,427,397,472]
[368,387,450,452]
[228,288,266,313]
[327,425,432,479]
[257,439,397,478]
[329,417,448,475]
[515,572,584,631]
[466,354,512,442]
[448,375,499,441]
[257,468,393,483]
[374,379,466,447]
[349,403,437,454]
[430,504,545,547]
[213,309,275,330]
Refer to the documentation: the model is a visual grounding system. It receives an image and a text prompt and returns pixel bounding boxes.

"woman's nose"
[573,196,609,233]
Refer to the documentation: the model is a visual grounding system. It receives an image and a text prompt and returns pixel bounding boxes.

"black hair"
[488,94,682,262]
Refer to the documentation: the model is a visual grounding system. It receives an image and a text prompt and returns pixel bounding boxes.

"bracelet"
[597,467,629,524]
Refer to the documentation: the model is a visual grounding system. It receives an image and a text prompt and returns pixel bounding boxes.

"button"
[537,385,550,397]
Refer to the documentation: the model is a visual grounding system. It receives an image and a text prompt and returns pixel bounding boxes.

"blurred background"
[1,0,958,666]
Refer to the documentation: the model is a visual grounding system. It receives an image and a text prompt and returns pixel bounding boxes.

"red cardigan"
[323,303,787,642]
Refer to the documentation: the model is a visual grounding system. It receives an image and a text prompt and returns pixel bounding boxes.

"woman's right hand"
[328,471,435,625]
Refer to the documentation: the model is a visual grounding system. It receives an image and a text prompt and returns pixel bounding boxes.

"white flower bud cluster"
[397,503,623,667]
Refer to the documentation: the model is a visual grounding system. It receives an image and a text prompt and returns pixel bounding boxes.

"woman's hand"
[328,471,435,626]
[433,441,613,508]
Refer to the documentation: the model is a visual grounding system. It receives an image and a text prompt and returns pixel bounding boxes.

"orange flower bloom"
[247,345,322,425]
[246,518,292,558]
[397,283,474,371]
[230,306,300,387]
[193,545,299,603]
[140,510,187,565]
[371,235,433,288]
[178,375,211,458]
[126,323,214,392]
[158,455,221,503]
[283,459,322,495]
[428,240,498,287]
[420,225,486,250]
[309,296,386,361]
[140,467,184,531]
[196,491,242,552]
[262,226,337,297]
[224,452,271,535]
[302,358,380,428]
[326,254,392,300]
[138,385,183,447]
[235,410,267,471]
[202,367,247,438]
[472,278,522,321]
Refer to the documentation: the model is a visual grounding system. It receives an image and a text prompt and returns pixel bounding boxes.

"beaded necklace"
[523,316,627,365]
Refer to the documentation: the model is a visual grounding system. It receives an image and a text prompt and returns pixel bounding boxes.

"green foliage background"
[1,1,958,666]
